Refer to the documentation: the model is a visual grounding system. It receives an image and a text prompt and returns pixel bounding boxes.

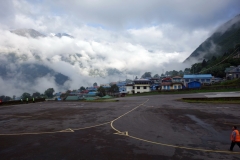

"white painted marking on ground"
[204,92,240,98]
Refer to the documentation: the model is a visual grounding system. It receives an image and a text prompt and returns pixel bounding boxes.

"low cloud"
[0,26,199,96]
[1,0,240,97]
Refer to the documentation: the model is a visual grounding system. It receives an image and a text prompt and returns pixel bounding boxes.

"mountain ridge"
[184,14,240,63]
[10,29,74,39]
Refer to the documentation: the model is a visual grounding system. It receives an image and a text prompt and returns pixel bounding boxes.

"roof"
[183,74,212,79]
[161,82,172,86]
[86,92,97,96]
[84,97,97,101]
[172,76,182,79]
[227,66,240,73]
[134,79,150,81]
[81,90,89,93]
[65,96,79,101]
[225,66,236,72]
[162,77,172,81]
[172,82,183,84]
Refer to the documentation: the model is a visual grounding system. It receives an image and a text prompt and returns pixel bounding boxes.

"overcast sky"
[0,0,240,95]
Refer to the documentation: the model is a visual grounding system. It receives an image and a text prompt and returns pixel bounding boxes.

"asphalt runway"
[0,92,240,160]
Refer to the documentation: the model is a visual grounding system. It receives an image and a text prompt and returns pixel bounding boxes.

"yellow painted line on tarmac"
[110,98,240,154]
[224,122,240,125]
[0,129,72,136]
[0,98,144,136]
[223,119,240,126]
[0,121,111,136]
[127,135,240,154]
[114,131,128,136]
[0,115,32,118]
[110,99,149,133]
[73,122,111,131]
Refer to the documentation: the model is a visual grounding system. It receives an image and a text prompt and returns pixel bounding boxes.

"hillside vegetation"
[184,14,240,62]
[188,44,240,77]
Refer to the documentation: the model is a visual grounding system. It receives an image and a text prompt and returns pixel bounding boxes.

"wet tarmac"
[0,92,240,160]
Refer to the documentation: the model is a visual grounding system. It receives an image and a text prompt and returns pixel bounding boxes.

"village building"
[183,74,212,88]
[225,65,240,79]
[125,84,134,94]
[133,79,151,94]
[161,77,183,90]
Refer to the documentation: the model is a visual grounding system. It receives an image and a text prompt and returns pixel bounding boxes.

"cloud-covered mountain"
[55,33,74,38]
[11,29,46,38]
[0,28,135,96]
[184,14,240,62]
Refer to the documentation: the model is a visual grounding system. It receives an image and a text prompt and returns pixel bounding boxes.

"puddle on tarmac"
[0,118,16,124]
[186,114,218,134]
[185,126,193,133]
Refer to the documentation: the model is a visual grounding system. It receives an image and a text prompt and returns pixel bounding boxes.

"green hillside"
[188,44,240,78]
[184,14,240,62]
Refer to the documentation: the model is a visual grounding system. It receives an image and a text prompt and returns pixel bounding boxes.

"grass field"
[181,99,240,104]
[126,88,240,97]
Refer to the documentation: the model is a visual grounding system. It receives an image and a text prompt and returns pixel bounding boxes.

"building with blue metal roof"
[183,74,212,88]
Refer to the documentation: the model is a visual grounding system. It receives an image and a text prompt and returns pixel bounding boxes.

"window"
[137,86,140,89]
[196,79,199,81]
[178,85,181,89]
[185,79,189,82]
[143,86,147,89]
[201,79,205,82]
[206,79,210,82]
[133,86,135,89]
[174,86,177,89]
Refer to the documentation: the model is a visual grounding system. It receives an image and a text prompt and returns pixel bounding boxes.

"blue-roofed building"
[84,91,97,97]
[187,81,201,88]
[183,74,212,88]
[116,81,126,92]
[86,86,98,92]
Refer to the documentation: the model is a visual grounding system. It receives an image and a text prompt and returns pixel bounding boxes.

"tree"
[141,72,151,78]
[178,70,184,76]
[79,86,85,91]
[172,70,179,76]
[202,59,207,68]
[32,92,41,98]
[66,90,71,94]
[211,56,217,61]
[109,84,119,93]
[44,88,55,98]
[0,95,12,102]
[97,86,106,97]
[21,92,31,99]
[165,71,169,76]
[93,82,98,87]
[153,74,160,78]
[125,79,132,83]
[184,68,191,74]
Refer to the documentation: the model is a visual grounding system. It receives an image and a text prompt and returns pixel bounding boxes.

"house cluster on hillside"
[54,65,240,100]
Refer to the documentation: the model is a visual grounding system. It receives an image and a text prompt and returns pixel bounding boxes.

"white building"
[126,84,134,94]
[133,79,151,94]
